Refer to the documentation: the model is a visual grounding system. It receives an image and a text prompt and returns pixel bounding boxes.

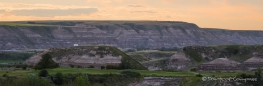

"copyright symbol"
[202,77,207,81]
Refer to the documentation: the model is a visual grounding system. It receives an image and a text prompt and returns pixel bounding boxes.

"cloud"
[130,10,156,13]
[8,8,98,16]
[0,2,98,17]
[127,4,144,7]
[0,10,5,13]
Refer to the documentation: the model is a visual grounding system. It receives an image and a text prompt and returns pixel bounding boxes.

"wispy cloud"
[127,4,144,7]
[0,2,98,16]
[130,10,156,13]
[9,8,98,16]
[0,9,5,13]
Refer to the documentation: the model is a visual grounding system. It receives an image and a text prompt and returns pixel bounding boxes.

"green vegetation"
[183,46,204,62]
[0,69,143,86]
[0,76,53,86]
[0,52,35,61]
[235,67,263,86]
[108,47,147,70]
[127,50,177,71]
[3,67,253,78]
[180,77,202,86]
[38,69,48,77]
[34,54,59,70]
[157,47,181,51]
[0,67,195,77]
[128,54,149,62]
[0,67,261,86]
[183,45,263,63]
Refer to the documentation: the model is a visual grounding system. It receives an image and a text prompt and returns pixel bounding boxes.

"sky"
[0,0,262,30]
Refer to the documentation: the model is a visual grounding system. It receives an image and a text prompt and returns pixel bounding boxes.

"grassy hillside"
[183,45,263,63]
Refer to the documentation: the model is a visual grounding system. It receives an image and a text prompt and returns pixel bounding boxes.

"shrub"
[53,72,64,85]
[38,69,48,77]
[2,74,8,77]
[74,76,91,86]
[69,64,74,68]
[106,65,118,69]
[101,66,105,69]
[190,68,197,72]
[15,65,21,68]
[1,76,52,86]
[22,65,27,70]
[121,71,141,78]
[77,65,82,68]
[88,65,94,68]
[196,73,203,77]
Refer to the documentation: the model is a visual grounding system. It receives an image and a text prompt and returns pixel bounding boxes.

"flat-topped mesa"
[25,46,147,70]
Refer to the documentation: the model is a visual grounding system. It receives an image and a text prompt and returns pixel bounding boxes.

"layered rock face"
[166,52,192,70]
[25,46,122,68]
[1,21,263,50]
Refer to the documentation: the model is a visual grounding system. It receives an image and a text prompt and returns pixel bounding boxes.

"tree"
[53,72,64,85]
[2,74,8,77]
[38,69,48,77]
[34,54,59,70]
[69,64,74,68]
[88,65,94,68]
[22,64,27,70]
[76,76,85,86]
[254,67,263,86]
[121,71,141,78]
[101,66,105,69]
[74,75,91,86]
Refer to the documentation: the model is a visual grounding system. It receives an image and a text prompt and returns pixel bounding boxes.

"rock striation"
[1,21,263,50]
[25,46,147,70]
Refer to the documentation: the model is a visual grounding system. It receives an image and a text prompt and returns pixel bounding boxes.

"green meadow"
[0,67,195,77]
[0,67,255,78]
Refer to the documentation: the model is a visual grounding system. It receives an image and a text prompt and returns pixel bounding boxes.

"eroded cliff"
[1,21,263,50]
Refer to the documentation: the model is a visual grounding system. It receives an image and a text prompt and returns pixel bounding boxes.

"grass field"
[0,67,255,78]
[0,67,196,77]
[196,71,256,78]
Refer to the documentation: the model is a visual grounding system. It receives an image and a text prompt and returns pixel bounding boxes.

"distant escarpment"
[1,21,263,50]
[25,46,146,70]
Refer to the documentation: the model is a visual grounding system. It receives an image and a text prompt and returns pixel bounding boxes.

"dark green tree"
[22,64,27,70]
[53,72,64,85]
[88,65,94,68]
[254,67,263,86]
[38,69,48,77]
[101,66,105,69]
[34,54,59,70]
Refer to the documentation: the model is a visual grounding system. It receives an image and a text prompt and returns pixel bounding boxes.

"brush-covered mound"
[25,46,147,70]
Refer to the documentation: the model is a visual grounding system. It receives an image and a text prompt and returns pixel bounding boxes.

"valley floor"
[0,67,254,77]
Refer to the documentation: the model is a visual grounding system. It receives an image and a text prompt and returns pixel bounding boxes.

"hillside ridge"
[1,21,263,50]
